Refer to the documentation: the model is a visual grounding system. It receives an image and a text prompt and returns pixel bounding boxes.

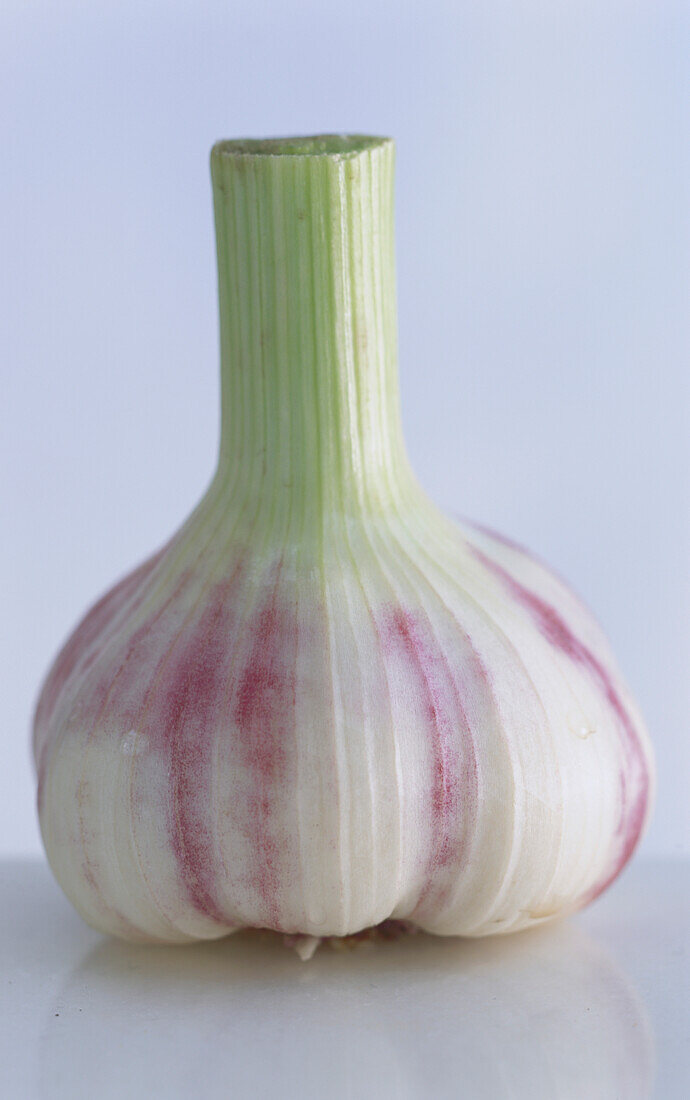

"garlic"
[33,135,654,946]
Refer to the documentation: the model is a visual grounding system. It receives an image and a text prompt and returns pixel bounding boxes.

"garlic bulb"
[33,135,654,945]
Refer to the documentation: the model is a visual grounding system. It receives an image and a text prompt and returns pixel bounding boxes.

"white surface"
[1,0,688,860]
[1,858,687,1099]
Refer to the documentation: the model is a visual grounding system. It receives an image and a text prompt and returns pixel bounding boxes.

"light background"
[1,0,688,858]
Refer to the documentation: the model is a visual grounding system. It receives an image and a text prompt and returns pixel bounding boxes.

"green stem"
[210,135,414,530]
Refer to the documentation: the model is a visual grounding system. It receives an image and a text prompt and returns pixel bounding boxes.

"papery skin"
[33,136,654,944]
[33,508,653,942]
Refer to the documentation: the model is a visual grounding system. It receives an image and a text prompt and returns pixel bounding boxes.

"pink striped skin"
[34,519,653,943]
[142,577,242,926]
[230,591,297,930]
[53,573,206,932]
[35,550,304,936]
[378,607,479,920]
[471,546,651,904]
[33,550,165,790]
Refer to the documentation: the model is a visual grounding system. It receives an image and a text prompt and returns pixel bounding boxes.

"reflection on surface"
[37,900,654,1099]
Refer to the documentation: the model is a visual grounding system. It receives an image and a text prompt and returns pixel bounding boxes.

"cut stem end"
[212,133,392,160]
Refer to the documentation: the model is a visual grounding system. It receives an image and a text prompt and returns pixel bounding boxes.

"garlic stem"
[211,135,414,528]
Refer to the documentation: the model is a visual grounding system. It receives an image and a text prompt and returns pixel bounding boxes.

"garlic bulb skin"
[33,136,653,944]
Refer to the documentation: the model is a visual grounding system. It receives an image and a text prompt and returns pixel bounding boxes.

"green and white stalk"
[33,136,654,951]
[211,135,414,528]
